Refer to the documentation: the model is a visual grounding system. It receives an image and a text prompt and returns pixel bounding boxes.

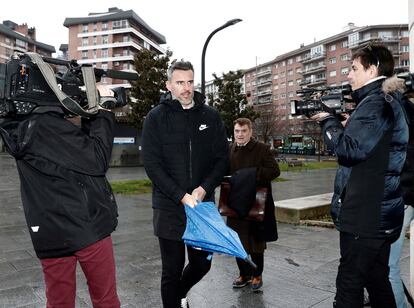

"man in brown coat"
[227,118,280,292]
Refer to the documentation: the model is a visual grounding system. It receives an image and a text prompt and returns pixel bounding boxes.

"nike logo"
[198,124,209,131]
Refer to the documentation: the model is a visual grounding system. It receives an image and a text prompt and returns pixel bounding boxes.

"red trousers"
[40,236,120,308]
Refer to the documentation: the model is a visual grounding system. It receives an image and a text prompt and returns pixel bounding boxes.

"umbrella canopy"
[182,201,256,268]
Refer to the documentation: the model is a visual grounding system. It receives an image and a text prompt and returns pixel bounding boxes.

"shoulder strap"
[25,53,99,118]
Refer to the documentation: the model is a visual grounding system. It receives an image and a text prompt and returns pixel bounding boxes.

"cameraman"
[311,44,408,307]
[0,85,120,307]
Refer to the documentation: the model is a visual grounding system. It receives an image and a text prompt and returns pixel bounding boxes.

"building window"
[288,80,294,86]
[329,57,336,64]
[401,59,410,67]
[274,63,279,69]
[101,49,108,58]
[273,74,278,80]
[281,93,286,99]
[378,31,392,39]
[280,82,286,88]
[288,92,294,98]
[296,78,302,85]
[296,67,301,73]
[93,36,97,45]
[274,84,279,90]
[82,51,88,59]
[281,61,286,67]
[341,67,349,75]
[296,56,301,62]
[93,23,97,32]
[144,41,150,49]
[401,45,409,53]
[401,30,409,37]
[102,35,109,44]
[340,53,349,61]
[102,22,108,30]
[287,69,293,76]
[113,20,128,29]
[287,58,293,65]
[101,63,108,70]
[82,24,88,33]
[93,49,97,59]
[16,39,26,48]
[341,41,348,48]
[329,70,337,77]
[330,44,336,51]
[82,37,88,46]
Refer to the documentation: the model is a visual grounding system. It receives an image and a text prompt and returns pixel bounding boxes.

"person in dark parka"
[0,86,120,307]
[226,117,280,292]
[142,60,229,308]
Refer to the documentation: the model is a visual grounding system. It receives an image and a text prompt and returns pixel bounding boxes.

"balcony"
[301,52,326,64]
[256,69,272,77]
[301,64,326,75]
[307,77,327,87]
[257,90,272,97]
[257,79,272,87]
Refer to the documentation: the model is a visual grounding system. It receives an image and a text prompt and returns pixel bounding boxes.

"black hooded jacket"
[142,91,229,240]
[0,111,118,258]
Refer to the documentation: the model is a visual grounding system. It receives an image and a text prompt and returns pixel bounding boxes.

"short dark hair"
[351,44,394,77]
[167,59,194,80]
[234,118,252,129]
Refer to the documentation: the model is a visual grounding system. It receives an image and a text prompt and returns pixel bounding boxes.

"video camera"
[0,52,138,118]
[290,84,353,119]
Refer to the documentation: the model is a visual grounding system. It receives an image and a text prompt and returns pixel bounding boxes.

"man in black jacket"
[142,60,229,308]
[311,45,407,307]
[0,86,120,307]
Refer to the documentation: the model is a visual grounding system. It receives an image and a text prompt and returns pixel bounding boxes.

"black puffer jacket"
[320,78,408,240]
[142,91,229,240]
[0,111,118,258]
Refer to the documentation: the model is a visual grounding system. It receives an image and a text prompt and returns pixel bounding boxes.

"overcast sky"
[1,0,410,84]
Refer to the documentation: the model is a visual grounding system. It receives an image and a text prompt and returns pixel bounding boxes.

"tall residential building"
[243,23,409,148]
[0,20,55,63]
[63,7,166,89]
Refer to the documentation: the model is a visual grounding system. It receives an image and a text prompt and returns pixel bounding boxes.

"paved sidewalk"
[0,155,410,307]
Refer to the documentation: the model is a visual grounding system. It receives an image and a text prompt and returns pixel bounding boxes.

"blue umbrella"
[182,201,256,269]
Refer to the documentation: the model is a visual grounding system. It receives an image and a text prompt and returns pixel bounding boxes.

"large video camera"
[0,52,138,118]
[291,84,353,119]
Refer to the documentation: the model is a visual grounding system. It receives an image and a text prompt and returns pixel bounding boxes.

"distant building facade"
[243,23,409,149]
[63,7,166,89]
[63,7,167,166]
[0,20,55,63]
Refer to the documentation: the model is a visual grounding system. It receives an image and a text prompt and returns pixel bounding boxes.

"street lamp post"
[201,18,242,99]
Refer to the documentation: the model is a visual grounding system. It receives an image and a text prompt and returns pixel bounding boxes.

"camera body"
[0,53,137,118]
[291,84,353,118]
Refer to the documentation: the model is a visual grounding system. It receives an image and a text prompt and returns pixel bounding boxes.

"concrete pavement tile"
[0,286,41,307]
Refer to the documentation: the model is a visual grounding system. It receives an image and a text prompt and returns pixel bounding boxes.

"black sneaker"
[232,276,252,288]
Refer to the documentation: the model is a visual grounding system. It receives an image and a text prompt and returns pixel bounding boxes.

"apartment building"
[63,7,166,88]
[0,20,55,63]
[244,23,409,148]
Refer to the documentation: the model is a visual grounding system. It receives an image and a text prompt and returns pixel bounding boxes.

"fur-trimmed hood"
[382,75,407,94]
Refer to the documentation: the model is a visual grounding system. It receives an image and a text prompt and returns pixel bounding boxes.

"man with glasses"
[310,44,408,307]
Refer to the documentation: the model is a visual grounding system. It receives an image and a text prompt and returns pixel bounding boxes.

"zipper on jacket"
[189,138,193,186]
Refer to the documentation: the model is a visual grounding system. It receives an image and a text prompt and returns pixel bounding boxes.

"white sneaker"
[180,297,189,308]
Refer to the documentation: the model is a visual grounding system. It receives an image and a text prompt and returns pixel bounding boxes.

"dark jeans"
[236,252,264,277]
[334,232,396,308]
[158,237,212,308]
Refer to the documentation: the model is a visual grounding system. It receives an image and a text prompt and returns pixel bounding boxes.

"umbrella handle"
[245,257,257,270]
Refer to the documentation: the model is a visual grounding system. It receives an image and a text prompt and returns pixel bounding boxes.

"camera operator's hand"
[341,113,350,127]
[310,112,331,122]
